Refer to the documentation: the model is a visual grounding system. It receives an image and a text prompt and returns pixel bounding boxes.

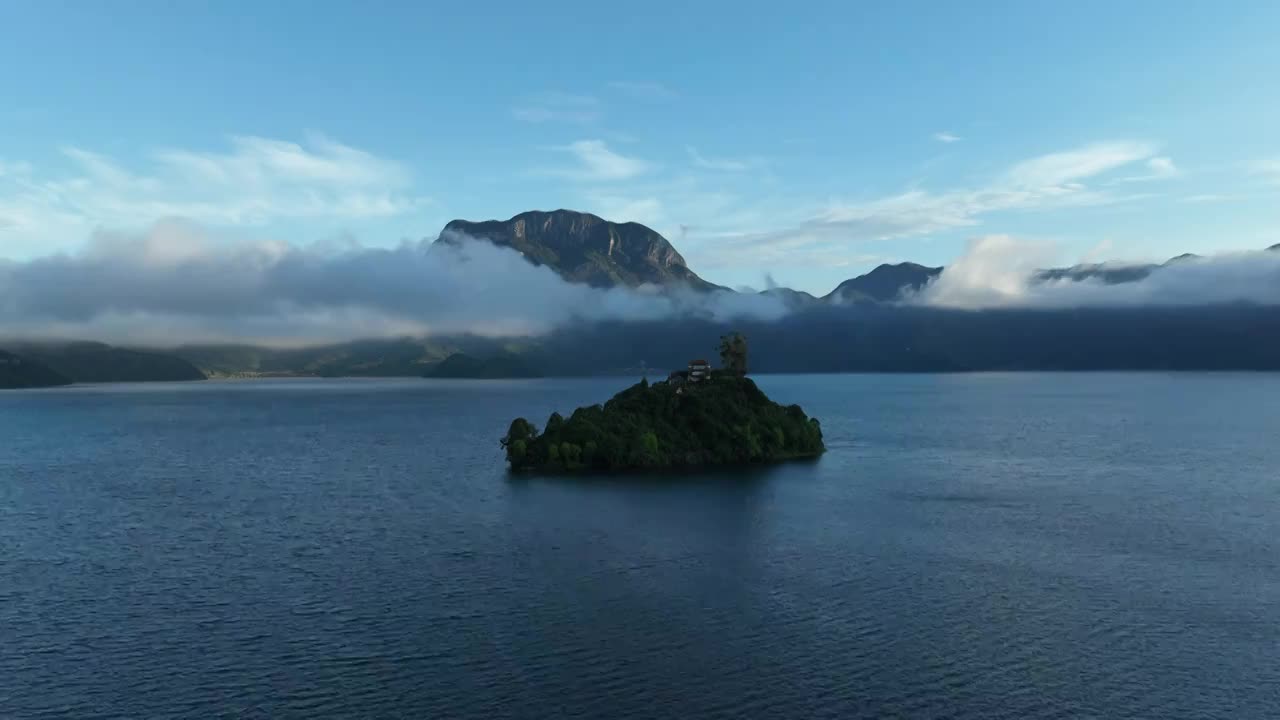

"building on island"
[688,359,711,383]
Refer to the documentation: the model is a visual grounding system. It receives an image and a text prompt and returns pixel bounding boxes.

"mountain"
[17,231,1277,381]
[176,337,515,378]
[823,246,1264,304]
[760,287,819,309]
[8,342,206,383]
[0,350,72,389]
[1037,251,1213,285]
[426,352,542,379]
[172,344,297,377]
[1036,263,1157,285]
[824,262,942,304]
[436,209,721,290]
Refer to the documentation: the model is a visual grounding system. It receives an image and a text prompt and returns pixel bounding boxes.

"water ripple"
[2,375,1279,718]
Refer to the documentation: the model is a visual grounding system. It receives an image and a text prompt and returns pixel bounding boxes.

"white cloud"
[913,235,1058,307]
[0,222,787,345]
[914,235,1280,309]
[1080,238,1114,263]
[583,194,666,228]
[1006,141,1156,186]
[549,140,651,181]
[686,146,755,172]
[0,159,32,178]
[0,134,427,254]
[933,131,961,143]
[1146,156,1179,178]
[1255,157,1280,184]
[156,135,409,188]
[512,92,601,124]
[1183,193,1233,204]
[694,141,1158,267]
[607,81,676,100]
[1112,155,1181,184]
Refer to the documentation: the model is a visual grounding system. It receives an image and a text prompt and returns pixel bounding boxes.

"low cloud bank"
[915,235,1280,309]
[4,222,1278,347]
[0,221,787,345]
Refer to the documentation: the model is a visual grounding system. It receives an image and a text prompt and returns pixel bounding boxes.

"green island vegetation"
[501,333,825,472]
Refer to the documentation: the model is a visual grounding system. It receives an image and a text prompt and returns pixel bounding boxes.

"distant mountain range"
[440,209,1269,305]
[0,342,207,388]
[174,336,542,379]
[4,209,1279,387]
[426,352,541,379]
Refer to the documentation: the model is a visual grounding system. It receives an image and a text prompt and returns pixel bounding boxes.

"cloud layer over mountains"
[0,221,786,345]
[917,235,1280,309]
[1,219,1278,347]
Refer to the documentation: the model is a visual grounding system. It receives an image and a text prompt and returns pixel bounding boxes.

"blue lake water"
[3,373,1279,719]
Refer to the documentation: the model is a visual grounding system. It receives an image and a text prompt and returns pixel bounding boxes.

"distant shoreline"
[10,366,1280,391]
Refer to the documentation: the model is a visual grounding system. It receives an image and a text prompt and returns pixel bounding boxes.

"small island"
[501,334,825,472]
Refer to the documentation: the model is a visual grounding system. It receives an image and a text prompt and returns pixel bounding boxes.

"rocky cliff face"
[436,209,720,290]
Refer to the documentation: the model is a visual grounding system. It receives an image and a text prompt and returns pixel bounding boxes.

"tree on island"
[719,332,748,376]
[501,417,539,464]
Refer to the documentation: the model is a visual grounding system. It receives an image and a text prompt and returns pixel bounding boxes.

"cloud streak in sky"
[701,141,1161,267]
[0,134,427,256]
[1005,141,1155,186]
[512,92,602,124]
[1111,156,1181,184]
[607,81,676,101]
[1254,157,1280,185]
[548,140,651,181]
[686,146,756,172]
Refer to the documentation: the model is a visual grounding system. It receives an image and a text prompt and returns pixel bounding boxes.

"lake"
[3,374,1279,719]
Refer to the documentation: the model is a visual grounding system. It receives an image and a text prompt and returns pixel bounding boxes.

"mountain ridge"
[5,211,1279,384]
[5,342,207,384]
[433,208,1272,305]
[824,262,943,304]
[436,209,721,291]
[0,350,72,389]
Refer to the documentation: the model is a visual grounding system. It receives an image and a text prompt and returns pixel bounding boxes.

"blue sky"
[1,0,1278,294]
